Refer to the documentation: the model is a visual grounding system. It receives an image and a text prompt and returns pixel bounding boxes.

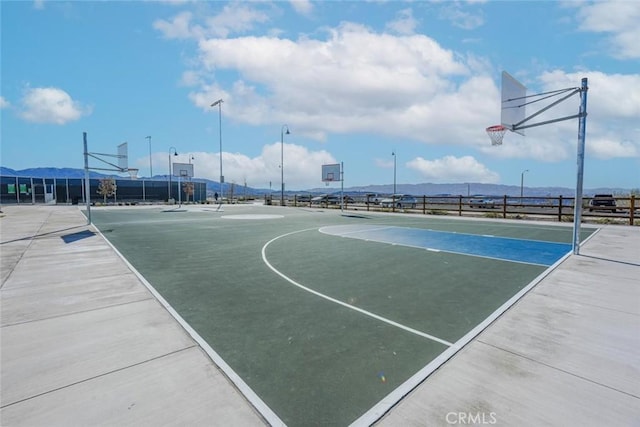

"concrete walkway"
[377,223,640,425]
[1,205,267,426]
[1,205,638,426]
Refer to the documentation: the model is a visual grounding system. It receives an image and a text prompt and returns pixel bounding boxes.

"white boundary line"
[320,223,574,246]
[88,209,602,427]
[261,228,455,347]
[350,227,604,426]
[320,225,562,267]
[90,223,286,427]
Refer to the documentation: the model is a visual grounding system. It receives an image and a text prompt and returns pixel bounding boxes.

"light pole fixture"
[146,136,152,178]
[520,169,529,200]
[211,99,224,205]
[168,146,178,201]
[281,124,290,206]
[392,150,397,195]
[188,154,195,202]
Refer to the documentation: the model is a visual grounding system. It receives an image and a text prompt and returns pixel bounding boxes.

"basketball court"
[87,204,594,426]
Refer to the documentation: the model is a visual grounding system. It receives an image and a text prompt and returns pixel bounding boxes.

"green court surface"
[88,205,594,426]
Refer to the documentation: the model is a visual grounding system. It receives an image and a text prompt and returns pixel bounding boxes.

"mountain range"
[1,166,633,197]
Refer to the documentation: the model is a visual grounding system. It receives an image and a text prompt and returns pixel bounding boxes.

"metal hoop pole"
[572,78,588,255]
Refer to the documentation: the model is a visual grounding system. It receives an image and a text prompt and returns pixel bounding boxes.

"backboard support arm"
[511,88,582,132]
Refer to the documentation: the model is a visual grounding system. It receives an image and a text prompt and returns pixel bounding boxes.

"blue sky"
[2,0,638,191]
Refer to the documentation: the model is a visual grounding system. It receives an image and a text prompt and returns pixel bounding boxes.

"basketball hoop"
[486,125,507,146]
[127,168,138,180]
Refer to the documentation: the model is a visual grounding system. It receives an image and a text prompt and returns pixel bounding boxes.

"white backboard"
[501,71,527,136]
[117,142,128,170]
[322,164,341,182]
[173,162,194,178]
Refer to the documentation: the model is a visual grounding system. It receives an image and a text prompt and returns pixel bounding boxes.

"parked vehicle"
[295,194,312,203]
[589,194,617,212]
[380,194,417,208]
[365,193,384,205]
[311,194,354,205]
[469,198,496,208]
[311,194,329,204]
[326,194,354,205]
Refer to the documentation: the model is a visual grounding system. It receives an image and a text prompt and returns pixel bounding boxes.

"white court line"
[320,224,565,267]
[319,224,396,237]
[350,230,596,427]
[91,222,286,427]
[262,228,455,348]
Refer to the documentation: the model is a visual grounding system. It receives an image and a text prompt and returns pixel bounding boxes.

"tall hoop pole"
[146,136,152,178]
[83,132,91,225]
[392,150,396,195]
[168,147,178,201]
[281,124,290,207]
[211,99,223,207]
[572,77,588,255]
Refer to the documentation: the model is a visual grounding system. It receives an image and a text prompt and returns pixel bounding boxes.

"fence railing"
[286,194,638,226]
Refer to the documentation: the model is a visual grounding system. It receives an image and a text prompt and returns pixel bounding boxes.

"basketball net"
[486,125,507,146]
[127,168,139,180]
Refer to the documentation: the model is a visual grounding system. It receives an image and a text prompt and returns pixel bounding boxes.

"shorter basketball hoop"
[486,125,507,146]
[127,168,138,180]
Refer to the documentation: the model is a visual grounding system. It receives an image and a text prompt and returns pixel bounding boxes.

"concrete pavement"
[376,224,640,426]
[1,205,267,426]
[1,205,638,426]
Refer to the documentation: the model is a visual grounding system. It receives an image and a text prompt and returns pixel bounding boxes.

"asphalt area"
[88,204,593,426]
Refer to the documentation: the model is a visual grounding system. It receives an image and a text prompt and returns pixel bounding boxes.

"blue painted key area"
[322,225,571,266]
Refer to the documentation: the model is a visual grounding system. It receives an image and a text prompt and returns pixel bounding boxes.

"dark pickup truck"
[588,194,617,212]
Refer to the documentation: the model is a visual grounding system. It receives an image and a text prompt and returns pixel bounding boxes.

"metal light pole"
[211,99,223,205]
[146,136,152,178]
[188,154,195,202]
[392,150,397,195]
[520,169,529,199]
[281,124,290,206]
[168,146,178,201]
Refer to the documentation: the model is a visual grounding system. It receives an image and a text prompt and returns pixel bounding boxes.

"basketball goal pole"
[83,132,91,225]
[82,132,131,225]
[505,78,588,255]
[573,77,588,255]
[340,162,344,212]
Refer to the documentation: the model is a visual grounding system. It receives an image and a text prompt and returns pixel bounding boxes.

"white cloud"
[407,155,499,183]
[587,137,638,159]
[0,96,10,109]
[386,8,418,35]
[526,70,640,160]
[289,0,313,16]
[438,3,484,30]
[190,23,483,144]
[33,0,45,10]
[158,8,639,173]
[19,87,90,125]
[154,3,270,40]
[575,0,640,60]
[143,143,335,190]
[204,3,270,38]
[154,11,202,39]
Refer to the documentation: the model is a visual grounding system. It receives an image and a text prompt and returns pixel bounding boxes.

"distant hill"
[1,167,111,179]
[0,166,632,197]
[310,182,633,198]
